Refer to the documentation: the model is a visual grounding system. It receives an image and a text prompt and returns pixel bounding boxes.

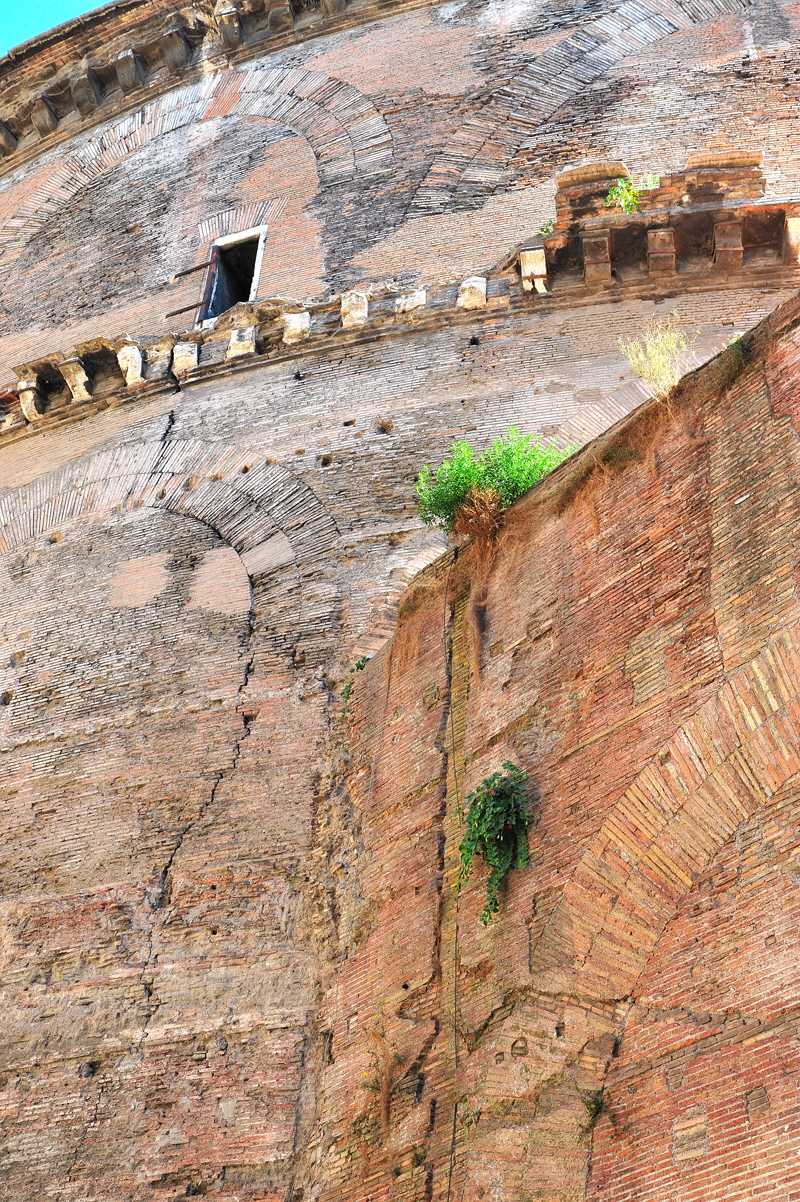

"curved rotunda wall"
[0,0,797,378]
[3,0,800,1200]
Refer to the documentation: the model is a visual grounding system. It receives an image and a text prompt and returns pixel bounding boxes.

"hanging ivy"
[458,762,530,924]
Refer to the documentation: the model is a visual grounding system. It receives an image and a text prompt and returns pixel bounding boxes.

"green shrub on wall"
[459,762,531,924]
[416,428,572,543]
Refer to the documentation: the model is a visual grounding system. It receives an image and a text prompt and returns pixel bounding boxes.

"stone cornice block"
[117,343,145,387]
[70,71,101,116]
[226,326,257,358]
[114,50,145,94]
[457,277,487,310]
[341,291,369,328]
[395,288,426,313]
[282,312,311,344]
[16,379,45,422]
[59,357,92,403]
[172,341,199,376]
[31,96,57,136]
[160,29,192,73]
[0,120,17,156]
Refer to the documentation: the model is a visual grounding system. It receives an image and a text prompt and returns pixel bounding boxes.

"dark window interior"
[206,237,260,319]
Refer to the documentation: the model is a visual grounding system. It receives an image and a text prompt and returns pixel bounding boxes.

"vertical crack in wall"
[135,585,257,1044]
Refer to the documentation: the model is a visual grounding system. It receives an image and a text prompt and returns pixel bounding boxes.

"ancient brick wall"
[316,293,800,1202]
[3,0,800,1198]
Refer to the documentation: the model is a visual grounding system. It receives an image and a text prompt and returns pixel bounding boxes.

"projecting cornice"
[0,0,433,177]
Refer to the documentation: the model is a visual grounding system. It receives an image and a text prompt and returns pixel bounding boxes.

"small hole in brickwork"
[376,418,394,434]
[469,335,480,346]
[319,455,333,467]
[295,448,306,455]
[211,928,218,935]
[402,982,410,990]
[78,1062,99,1078]
[343,418,355,426]
[0,691,12,706]
[495,1052,504,1064]
[48,531,62,544]
[510,1038,528,1057]
[612,1037,620,1057]
[240,464,251,474]
[555,1022,565,1038]
[294,370,303,381]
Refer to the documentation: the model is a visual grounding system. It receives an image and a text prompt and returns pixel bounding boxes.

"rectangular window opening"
[199,226,267,323]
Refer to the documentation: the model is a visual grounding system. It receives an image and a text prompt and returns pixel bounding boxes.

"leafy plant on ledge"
[415,428,573,545]
[605,174,659,216]
[458,762,531,924]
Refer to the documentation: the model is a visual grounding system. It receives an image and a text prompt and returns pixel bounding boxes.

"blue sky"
[0,1,101,57]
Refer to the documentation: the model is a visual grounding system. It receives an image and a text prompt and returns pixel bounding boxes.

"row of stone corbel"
[0,0,348,160]
[0,276,496,434]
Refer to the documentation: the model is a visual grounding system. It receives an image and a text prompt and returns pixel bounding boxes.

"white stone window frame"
[199,224,269,327]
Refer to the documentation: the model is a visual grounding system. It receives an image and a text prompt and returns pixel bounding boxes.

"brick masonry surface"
[3,0,800,1199]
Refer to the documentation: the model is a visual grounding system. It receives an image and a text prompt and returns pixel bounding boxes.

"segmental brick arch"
[410,0,749,215]
[0,65,392,268]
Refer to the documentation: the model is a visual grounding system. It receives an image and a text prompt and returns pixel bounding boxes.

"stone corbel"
[341,291,369,327]
[31,97,58,137]
[581,230,612,287]
[282,312,311,344]
[160,30,192,73]
[227,327,257,358]
[519,247,548,294]
[268,2,294,33]
[0,393,25,432]
[0,121,17,157]
[16,379,46,423]
[783,208,800,265]
[713,220,743,272]
[115,50,145,93]
[117,343,145,387]
[70,72,102,117]
[457,277,487,309]
[215,4,243,48]
[172,341,199,377]
[647,228,676,277]
[59,357,92,403]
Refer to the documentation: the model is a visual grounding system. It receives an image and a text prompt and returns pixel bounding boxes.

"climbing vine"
[458,762,530,924]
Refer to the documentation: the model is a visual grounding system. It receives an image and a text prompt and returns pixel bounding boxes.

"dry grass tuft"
[453,487,504,546]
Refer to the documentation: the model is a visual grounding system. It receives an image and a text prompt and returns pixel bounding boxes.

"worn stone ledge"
[1,258,797,448]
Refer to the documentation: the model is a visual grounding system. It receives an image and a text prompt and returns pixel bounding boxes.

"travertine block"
[227,327,257,358]
[457,276,487,309]
[31,97,57,137]
[0,121,16,157]
[395,288,427,313]
[519,248,548,293]
[59,357,92,403]
[117,343,145,387]
[341,291,369,328]
[714,220,743,271]
[172,342,199,376]
[282,312,311,344]
[16,379,45,422]
[115,50,145,93]
[783,215,800,265]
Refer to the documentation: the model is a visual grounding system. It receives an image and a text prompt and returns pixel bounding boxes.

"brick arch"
[410,0,748,215]
[0,65,392,267]
[0,438,338,593]
[532,625,800,997]
[449,625,800,1202]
